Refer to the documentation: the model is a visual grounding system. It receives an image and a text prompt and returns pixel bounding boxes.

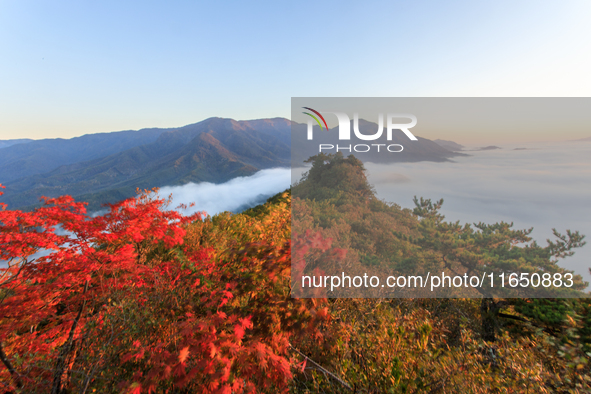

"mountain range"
[0,139,33,150]
[1,118,291,210]
[433,139,464,151]
[0,130,167,183]
[291,119,466,165]
[1,117,463,211]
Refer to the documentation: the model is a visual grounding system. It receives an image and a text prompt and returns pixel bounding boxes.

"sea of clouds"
[1,168,292,269]
[361,140,591,287]
[158,167,292,217]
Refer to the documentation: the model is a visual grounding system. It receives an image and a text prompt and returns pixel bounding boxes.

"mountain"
[291,119,467,165]
[433,139,463,151]
[0,129,169,183]
[466,146,501,151]
[2,116,465,211]
[1,118,291,210]
[0,139,33,149]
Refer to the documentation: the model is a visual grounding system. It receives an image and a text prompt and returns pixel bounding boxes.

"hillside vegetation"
[1,154,590,393]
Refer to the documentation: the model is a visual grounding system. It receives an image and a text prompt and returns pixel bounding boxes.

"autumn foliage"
[0,185,328,393]
[2,152,591,394]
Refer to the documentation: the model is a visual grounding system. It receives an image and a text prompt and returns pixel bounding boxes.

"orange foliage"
[0,186,327,393]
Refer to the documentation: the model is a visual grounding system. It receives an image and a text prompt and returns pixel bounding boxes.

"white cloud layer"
[363,140,591,287]
[158,168,291,217]
[1,169,291,269]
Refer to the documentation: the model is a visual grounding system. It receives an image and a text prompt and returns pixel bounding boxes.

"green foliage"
[515,299,574,329]
[293,153,375,204]
[242,189,291,218]
[289,153,591,391]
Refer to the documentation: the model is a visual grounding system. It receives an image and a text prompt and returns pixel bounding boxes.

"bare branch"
[290,344,353,391]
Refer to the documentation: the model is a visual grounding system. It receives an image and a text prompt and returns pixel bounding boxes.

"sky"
[1,0,591,141]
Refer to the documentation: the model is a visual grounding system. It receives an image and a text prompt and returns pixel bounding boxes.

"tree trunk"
[51,281,89,394]
[0,342,23,390]
[480,298,497,342]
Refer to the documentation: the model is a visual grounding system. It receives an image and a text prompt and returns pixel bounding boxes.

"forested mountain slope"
[0,128,168,183]
[0,118,291,210]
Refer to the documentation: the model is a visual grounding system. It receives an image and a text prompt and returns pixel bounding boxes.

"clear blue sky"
[1,0,590,141]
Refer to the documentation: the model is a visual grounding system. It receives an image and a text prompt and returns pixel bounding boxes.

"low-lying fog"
[1,168,292,268]
[158,168,291,217]
[365,141,591,287]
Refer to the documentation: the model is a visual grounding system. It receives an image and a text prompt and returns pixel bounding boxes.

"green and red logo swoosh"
[302,107,328,131]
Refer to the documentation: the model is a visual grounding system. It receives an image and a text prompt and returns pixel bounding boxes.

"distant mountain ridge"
[1,118,291,210]
[0,139,33,149]
[291,119,467,165]
[0,129,169,183]
[2,117,464,211]
[433,139,464,151]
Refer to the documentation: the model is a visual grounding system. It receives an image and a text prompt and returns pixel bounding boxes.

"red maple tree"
[0,185,329,393]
